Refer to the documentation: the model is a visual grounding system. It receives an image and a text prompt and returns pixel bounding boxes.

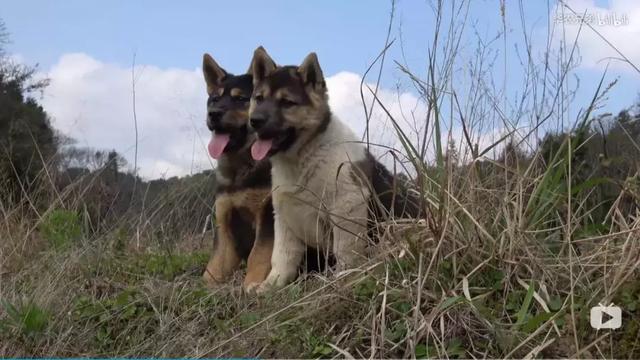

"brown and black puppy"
[247,47,420,292]
[201,52,274,291]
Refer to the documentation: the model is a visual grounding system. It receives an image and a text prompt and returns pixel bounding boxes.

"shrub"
[0,299,49,338]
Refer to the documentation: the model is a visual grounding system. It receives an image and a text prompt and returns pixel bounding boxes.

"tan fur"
[202,194,241,285]
[203,187,273,290]
[248,87,328,132]
[225,109,249,127]
[244,206,274,289]
[252,86,270,98]
[230,88,244,97]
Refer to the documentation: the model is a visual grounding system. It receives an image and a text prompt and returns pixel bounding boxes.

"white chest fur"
[259,116,373,292]
[271,117,368,249]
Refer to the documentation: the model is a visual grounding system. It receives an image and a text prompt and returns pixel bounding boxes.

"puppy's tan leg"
[243,200,274,292]
[203,196,241,286]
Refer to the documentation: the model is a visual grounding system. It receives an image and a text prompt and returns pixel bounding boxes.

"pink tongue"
[208,133,230,159]
[251,139,273,160]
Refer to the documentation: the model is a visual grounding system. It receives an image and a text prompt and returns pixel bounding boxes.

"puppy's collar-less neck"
[217,144,253,173]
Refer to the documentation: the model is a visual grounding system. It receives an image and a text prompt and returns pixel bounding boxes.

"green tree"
[0,19,57,203]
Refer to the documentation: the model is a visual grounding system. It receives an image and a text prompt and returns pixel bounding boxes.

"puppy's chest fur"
[271,118,370,248]
[216,151,271,194]
[214,150,272,258]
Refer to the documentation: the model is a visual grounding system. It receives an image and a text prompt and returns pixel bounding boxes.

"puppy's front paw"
[202,272,225,288]
[255,277,279,295]
[255,271,291,294]
[243,281,262,294]
[255,282,273,295]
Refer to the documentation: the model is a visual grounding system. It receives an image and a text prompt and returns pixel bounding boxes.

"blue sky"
[2,0,639,178]
[3,1,397,75]
[5,0,633,89]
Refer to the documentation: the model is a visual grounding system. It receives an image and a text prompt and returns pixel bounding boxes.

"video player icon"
[590,304,622,330]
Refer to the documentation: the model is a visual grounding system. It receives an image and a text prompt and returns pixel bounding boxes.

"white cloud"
[327,71,428,157]
[553,0,640,72]
[42,53,211,179]
[40,53,428,179]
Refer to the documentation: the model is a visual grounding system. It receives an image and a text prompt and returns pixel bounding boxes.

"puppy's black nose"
[250,116,267,130]
[207,110,223,130]
[208,110,223,123]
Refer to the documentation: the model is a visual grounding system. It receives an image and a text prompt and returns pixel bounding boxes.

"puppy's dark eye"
[254,94,264,103]
[280,98,297,107]
[232,95,249,102]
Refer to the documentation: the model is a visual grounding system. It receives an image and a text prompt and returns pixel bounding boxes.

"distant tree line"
[1,18,637,243]
[0,19,216,241]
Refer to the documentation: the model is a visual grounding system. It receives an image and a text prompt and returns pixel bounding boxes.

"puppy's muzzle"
[250,116,267,130]
[207,110,224,130]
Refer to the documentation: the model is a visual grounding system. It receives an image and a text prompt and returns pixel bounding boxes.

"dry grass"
[1,150,638,358]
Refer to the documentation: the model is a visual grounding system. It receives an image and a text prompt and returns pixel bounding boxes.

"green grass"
[38,209,83,249]
[87,251,210,283]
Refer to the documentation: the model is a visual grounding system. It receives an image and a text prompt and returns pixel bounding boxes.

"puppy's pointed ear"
[249,46,277,86]
[203,53,227,95]
[298,52,325,90]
